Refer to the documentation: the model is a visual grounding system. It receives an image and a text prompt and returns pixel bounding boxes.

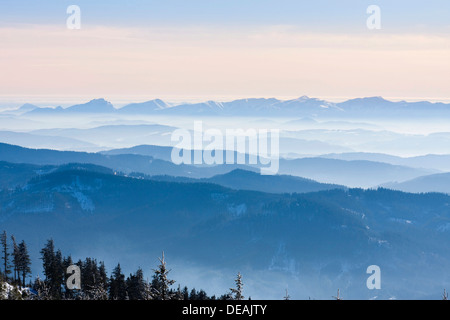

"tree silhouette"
[230,272,244,300]
[150,251,176,300]
[332,289,342,300]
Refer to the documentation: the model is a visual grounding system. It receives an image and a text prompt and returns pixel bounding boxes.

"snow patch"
[0,281,32,299]
[211,193,229,202]
[437,223,450,232]
[369,237,390,247]
[389,218,413,225]
[227,203,247,216]
[71,191,95,212]
[269,243,296,275]
[51,175,98,212]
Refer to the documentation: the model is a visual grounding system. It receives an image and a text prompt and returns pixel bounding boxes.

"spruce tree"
[80,258,97,293]
[230,272,244,300]
[0,231,11,281]
[197,289,208,300]
[150,252,176,300]
[173,284,184,300]
[109,263,127,300]
[53,249,64,297]
[189,288,198,300]
[18,240,31,287]
[33,276,51,300]
[11,235,19,284]
[40,239,64,299]
[8,285,22,300]
[181,286,189,300]
[0,275,4,300]
[219,292,233,300]
[126,267,147,300]
[78,258,108,300]
[40,239,55,282]
[98,261,108,293]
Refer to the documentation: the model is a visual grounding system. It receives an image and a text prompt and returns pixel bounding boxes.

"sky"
[0,0,449,106]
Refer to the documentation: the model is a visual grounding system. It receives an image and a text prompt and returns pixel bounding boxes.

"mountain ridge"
[1,164,450,299]
[13,96,450,117]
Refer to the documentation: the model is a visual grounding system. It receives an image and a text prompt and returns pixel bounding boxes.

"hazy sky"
[0,0,449,105]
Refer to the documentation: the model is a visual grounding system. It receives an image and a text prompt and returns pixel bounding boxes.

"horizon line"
[1,95,450,109]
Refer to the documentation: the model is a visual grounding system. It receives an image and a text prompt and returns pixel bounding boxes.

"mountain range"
[0,143,258,179]
[382,172,450,194]
[145,169,346,194]
[5,96,449,118]
[1,93,450,299]
[0,143,438,188]
[101,144,438,188]
[1,158,450,299]
[322,152,450,172]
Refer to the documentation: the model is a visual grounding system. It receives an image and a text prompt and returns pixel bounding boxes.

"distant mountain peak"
[86,98,113,106]
[364,96,388,101]
[346,96,389,103]
[18,103,38,111]
[205,100,224,109]
[220,168,259,176]
[66,98,115,113]
[14,95,450,117]
[90,98,107,102]
[118,99,170,114]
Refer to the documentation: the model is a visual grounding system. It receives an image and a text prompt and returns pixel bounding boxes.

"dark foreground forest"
[0,230,250,300]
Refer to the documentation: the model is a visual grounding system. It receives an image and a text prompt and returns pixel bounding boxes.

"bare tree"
[332,289,343,300]
[283,289,290,300]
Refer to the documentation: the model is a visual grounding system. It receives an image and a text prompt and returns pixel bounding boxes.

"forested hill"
[1,164,450,299]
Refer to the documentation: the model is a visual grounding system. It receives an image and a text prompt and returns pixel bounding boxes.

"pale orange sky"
[1,24,449,105]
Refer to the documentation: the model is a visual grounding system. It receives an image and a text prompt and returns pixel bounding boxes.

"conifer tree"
[219,292,233,300]
[40,239,64,299]
[197,289,208,300]
[33,276,52,300]
[173,284,184,300]
[18,240,31,287]
[98,261,108,292]
[0,276,4,300]
[150,251,176,300]
[54,249,64,297]
[190,288,198,300]
[181,286,189,300]
[8,285,22,300]
[11,235,19,284]
[126,267,147,300]
[81,259,109,300]
[109,263,127,300]
[1,231,11,281]
[230,272,244,300]
[40,239,55,282]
